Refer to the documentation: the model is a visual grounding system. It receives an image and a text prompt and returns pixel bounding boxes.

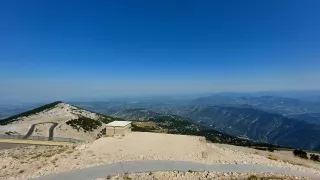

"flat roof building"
[106,121,132,137]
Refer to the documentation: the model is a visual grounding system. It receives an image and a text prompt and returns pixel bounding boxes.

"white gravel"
[96,171,309,180]
[1,132,319,180]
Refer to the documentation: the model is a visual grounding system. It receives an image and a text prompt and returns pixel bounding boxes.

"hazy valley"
[1,93,320,179]
[68,93,320,151]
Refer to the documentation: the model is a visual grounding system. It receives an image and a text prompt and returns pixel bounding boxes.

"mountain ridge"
[112,108,190,122]
[0,101,63,125]
[288,113,320,125]
[0,102,121,141]
[114,108,291,149]
[193,95,320,115]
[175,105,320,151]
[2,101,318,150]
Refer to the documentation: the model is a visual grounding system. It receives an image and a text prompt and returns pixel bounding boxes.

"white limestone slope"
[0,102,107,141]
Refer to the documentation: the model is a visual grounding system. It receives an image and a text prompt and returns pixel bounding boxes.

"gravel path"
[33,160,320,180]
[2,133,320,180]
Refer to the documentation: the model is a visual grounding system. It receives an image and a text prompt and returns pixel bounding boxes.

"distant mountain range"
[288,113,320,125]
[2,92,320,150]
[68,94,320,124]
[114,107,320,151]
[0,102,282,149]
[114,108,283,148]
[206,91,320,102]
[193,95,320,115]
[175,106,320,151]
[112,108,189,122]
[69,97,193,116]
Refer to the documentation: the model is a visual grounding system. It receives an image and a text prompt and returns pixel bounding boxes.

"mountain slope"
[0,102,120,141]
[114,108,284,149]
[176,106,320,151]
[288,113,320,125]
[0,101,63,125]
[112,108,163,121]
[112,108,189,121]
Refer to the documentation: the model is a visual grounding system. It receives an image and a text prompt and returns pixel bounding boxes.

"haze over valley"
[1,0,320,179]
[2,91,320,150]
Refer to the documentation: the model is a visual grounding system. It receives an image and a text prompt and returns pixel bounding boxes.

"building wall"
[106,124,131,136]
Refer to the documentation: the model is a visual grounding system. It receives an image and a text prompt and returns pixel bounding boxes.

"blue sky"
[0,0,320,102]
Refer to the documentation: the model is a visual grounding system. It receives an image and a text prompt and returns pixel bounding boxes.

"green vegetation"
[96,127,106,139]
[131,124,154,132]
[154,116,284,148]
[0,101,63,125]
[247,175,259,180]
[132,116,283,148]
[66,116,102,132]
[181,105,320,151]
[97,115,123,124]
[247,175,284,180]
[293,149,308,159]
[254,147,276,152]
[71,104,124,123]
[310,154,320,162]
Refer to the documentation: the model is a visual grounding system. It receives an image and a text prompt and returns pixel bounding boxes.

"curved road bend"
[22,124,36,139]
[48,123,58,141]
[23,122,58,141]
[33,160,320,180]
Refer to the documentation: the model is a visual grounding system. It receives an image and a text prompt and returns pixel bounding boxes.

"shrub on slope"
[293,149,308,159]
[66,116,102,132]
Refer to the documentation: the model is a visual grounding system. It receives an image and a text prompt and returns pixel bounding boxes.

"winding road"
[23,122,58,140]
[22,124,37,139]
[48,123,58,141]
[33,160,320,180]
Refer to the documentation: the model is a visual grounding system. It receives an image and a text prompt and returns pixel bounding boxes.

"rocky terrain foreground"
[1,132,320,180]
[97,172,308,180]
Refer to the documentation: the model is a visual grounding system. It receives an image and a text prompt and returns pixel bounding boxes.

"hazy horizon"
[1,90,320,105]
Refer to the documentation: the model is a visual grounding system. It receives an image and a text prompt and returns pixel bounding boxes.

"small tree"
[293,149,308,159]
[310,154,320,162]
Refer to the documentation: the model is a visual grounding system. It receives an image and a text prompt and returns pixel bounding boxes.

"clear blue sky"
[0,0,319,102]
